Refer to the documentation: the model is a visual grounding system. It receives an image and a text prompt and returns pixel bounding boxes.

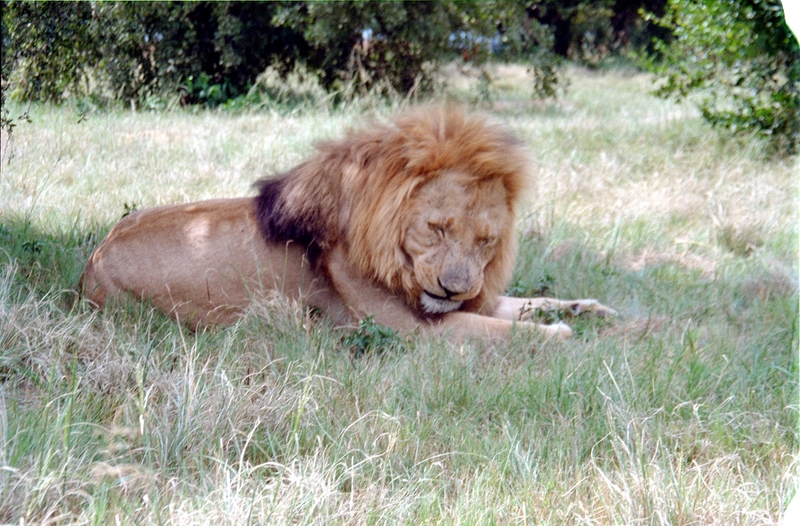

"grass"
[1,64,797,524]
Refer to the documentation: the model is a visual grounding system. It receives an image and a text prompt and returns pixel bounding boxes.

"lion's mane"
[254,106,530,315]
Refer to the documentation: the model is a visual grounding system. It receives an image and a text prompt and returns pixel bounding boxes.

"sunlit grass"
[1,65,797,524]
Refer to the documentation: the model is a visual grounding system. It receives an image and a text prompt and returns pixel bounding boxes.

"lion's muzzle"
[420,291,463,314]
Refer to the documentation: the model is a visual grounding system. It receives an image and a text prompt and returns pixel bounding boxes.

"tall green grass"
[1,65,797,524]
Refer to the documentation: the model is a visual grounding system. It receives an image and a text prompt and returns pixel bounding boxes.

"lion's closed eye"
[478,235,498,248]
[428,222,446,239]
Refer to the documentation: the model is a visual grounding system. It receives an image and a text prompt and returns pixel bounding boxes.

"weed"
[342,316,407,357]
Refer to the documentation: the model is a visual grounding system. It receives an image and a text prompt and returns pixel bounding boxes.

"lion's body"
[81,107,614,340]
[80,198,348,330]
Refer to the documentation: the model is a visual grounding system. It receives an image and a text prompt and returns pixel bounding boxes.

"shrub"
[1,1,99,102]
[647,0,800,154]
[1,2,308,107]
[3,2,675,108]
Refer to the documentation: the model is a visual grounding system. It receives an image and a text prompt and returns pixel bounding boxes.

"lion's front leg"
[322,245,573,342]
[322,244,428,333]
[491,296,617,322]
[431,311,573,341]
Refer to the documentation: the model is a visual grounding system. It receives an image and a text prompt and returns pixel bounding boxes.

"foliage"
[1,1,98,102]
[2,1,636,106]
[2,1,308,107]
[465,2,567,99]
[274,2,470,97]
[18,0,790,116]
[526,1,669,66]
[273,1,663,100]
[342,316,406,356]
[647,0,800,154]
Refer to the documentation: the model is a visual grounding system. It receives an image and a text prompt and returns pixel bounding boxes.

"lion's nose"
[438,273,476,299]
[437,278,460,299]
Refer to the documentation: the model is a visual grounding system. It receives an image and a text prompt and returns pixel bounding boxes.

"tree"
[273,2,484,96]
[1,1,99,102]
[2,1,674,109]
[648,0,799,154]
[526,1,669,66]
[2,2,309,107]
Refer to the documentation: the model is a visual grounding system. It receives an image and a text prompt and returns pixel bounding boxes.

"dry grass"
[1,65,797,525]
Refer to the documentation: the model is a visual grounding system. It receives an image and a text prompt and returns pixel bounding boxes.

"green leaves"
[648,0,799,154]
[343,316,406,357]
[1,2,572,108]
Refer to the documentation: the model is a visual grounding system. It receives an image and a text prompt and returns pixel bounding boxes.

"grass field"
[1,65,798,525]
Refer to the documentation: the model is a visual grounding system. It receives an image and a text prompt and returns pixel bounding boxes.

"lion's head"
[255,107,530,316]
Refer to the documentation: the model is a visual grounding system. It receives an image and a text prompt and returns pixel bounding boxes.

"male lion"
[80,107,614,342]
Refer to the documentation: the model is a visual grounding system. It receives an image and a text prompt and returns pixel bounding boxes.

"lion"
[80,107,615,342]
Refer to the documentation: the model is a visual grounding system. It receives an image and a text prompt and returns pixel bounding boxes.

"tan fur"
[80,198,348,330]
[81,107,614,341]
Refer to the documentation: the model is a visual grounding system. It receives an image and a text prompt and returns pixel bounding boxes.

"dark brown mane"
[254,168,325,264]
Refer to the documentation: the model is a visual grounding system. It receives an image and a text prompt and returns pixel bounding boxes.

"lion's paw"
[542,321,573,341]
[568,299,617,318]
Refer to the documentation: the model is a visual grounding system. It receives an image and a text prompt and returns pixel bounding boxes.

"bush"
[2,1,575,108]
[2,2,308,107]
[6,2,689,108]
[275,2,584,100]
[1,1,99,102]
[274,2,497,98]
[647,0,799,154]
[526,1,669,67]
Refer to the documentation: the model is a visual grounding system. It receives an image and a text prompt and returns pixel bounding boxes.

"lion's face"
[402,170,512,314]
[256,106,527,318]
